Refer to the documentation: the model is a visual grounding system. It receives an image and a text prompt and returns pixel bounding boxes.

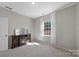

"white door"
[0,17,8,51]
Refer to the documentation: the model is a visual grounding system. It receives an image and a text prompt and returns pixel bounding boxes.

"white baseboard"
[52,44,79,57]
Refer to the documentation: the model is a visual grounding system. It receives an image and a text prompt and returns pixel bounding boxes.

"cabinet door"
[12,37,18,48]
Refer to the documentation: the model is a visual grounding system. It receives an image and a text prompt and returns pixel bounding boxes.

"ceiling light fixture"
[32,2,35,5]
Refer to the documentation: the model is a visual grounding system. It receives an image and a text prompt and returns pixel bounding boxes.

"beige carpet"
[0,42,73,57]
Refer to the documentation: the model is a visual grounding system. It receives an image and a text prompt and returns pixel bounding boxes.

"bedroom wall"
[0,6,34,40]
[34,18,40,41]
[34,4,76,50]
[34,13,56,44]
[56,5,76,50]
[76,3,79,50]
[0,6,35,48]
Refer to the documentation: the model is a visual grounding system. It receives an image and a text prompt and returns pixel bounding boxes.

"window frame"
[42,21,51,37]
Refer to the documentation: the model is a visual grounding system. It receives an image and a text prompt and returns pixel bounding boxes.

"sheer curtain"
[50,13,56,45]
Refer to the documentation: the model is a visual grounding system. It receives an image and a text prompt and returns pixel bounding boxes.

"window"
[44,21,51,36]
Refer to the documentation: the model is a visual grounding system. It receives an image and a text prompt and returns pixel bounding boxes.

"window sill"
[43,35,51,37]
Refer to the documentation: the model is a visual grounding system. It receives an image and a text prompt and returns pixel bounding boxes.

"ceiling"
[0,2,72,18]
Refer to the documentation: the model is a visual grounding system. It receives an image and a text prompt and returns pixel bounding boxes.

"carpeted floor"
[0,42,73,57]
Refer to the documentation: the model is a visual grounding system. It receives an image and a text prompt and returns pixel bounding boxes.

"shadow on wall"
[33,36,52,45]
[8,36,12,49]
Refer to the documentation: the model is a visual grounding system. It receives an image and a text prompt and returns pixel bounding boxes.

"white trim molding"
[52,44,79,57]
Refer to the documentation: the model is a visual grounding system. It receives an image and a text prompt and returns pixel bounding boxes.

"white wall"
[76,3,79,50]
[34,17,41,42]
[0,6,34,41]
[0,6,35,48]
[56,5,76,50]
[34,13,56,44]
[34,4,77,50]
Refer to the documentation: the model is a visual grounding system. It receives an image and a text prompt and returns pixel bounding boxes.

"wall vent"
[4,6,12,10]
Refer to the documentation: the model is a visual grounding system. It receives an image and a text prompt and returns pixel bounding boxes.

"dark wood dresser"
[11,34,31,49]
